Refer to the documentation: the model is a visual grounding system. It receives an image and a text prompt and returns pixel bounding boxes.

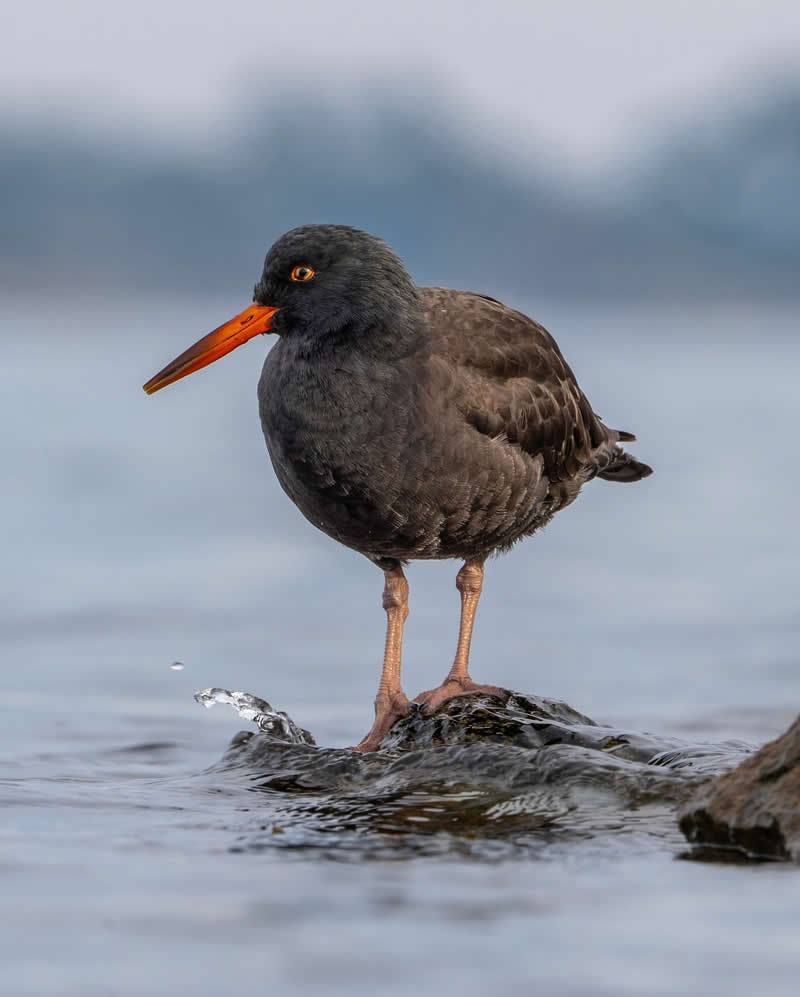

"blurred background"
[3,1,799,299]
[3,3,800,995]
[2,0,798,730]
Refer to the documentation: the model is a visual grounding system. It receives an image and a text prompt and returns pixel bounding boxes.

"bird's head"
[143,224,421,395]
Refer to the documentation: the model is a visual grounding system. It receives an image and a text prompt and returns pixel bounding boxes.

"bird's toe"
[413,678,507,714]
[349,691,411,752]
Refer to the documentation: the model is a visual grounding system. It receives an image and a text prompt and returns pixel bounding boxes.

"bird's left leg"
[352,560,411,752]
[413,558,505,713]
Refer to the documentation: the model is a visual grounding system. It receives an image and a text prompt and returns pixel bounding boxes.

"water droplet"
[170,661,185,671]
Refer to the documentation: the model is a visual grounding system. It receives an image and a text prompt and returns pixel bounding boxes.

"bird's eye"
[290,265,316,283]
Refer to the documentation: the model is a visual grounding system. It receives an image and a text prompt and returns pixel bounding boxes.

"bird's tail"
[598,430,653,482]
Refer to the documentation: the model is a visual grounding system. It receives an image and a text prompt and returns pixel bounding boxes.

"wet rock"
[377,692,751,775]
[679,714,800,862]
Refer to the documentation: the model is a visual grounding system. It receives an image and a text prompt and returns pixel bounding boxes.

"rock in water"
[197,685,757,863]
[679,714,800,862]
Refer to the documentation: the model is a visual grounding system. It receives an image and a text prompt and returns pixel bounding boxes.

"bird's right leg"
[352,561,411,752]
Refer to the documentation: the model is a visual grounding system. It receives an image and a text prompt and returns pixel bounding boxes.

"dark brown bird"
[143,225,651,751]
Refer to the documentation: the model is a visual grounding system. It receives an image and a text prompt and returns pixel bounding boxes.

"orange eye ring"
[290,265,316,283]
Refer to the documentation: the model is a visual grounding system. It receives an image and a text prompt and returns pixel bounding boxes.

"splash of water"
[193,687,315,745]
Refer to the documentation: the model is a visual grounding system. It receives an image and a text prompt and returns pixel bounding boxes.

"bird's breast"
[256,339,551,560]
[257,341,422,553]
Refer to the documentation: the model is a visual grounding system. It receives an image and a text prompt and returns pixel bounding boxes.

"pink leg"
[413,559,504,712]
[352,563,411,752]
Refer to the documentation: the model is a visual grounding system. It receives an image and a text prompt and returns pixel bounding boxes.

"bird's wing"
[422,287,614,481]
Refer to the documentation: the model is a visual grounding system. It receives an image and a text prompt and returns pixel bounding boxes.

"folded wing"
[422,288,652,484]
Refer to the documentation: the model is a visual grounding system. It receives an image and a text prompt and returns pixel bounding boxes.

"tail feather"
[599,446,653,483]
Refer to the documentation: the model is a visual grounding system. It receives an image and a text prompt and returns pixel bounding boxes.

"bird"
[143,224,651,751]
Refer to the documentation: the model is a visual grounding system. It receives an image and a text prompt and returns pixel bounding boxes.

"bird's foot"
[412,677,507,714]
[350,692,411,753]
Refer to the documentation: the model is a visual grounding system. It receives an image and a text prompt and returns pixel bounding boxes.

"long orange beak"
[142,304,278,395]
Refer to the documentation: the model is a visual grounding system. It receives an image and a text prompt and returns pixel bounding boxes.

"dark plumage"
[144,224,651,750]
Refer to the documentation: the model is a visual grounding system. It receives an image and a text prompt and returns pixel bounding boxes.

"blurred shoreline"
[3,76,798,302]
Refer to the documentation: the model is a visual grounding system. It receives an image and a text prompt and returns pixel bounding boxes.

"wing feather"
[422,287,614,482]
